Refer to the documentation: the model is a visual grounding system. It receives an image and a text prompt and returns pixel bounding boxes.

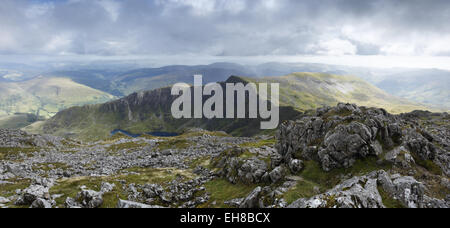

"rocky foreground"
[0,103,449,208]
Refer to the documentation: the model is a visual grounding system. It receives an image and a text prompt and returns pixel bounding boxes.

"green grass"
[377,186,405,208]
[283,180,319,204]
[0,178,31,198]
[187,156,212,169]
[0,147,37,160]
[107,142,147,152]
[199,179,257,208]
[49,167,196,208]
[239,139,276,148]
[300,157,391,189]
[156,138,190,151]
[33,162,70,172]
[410,153,443,175]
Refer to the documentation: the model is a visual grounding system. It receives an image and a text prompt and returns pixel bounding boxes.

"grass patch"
[300,157,391,189]
[156,139,189,151]
[410,153,442,175]
[283,180,319,204]
[33,162,70,172]
[239,139,276,148]
[121,167,196,184]
[0,178,31,198]
[188,156,211,169]
[49,167,196,208]
[107,142,147,152]
[0,147,37,160]
[199,179,257,208]
[377,186,404,208]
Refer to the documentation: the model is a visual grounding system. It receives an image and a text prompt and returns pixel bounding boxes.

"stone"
[76,189,103,208]
[100,182,115,193]
[289,159,304,173]
[65,197,82,208]
[269,166,285,183]
[16,185,50,205]
[239,187,262,208]
[117,199,164,208]
[0,197,10,204]
[31,198,53,208]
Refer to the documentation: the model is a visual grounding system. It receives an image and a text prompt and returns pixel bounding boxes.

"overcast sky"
[1,0,450,68]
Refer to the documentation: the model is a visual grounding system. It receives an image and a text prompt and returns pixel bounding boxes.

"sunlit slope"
[0,77,116,118]
[242,72,432,114]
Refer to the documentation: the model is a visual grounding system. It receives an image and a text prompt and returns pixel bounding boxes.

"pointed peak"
[225,75,250,84]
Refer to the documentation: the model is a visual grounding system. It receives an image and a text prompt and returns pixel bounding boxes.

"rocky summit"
[0,104,448,208]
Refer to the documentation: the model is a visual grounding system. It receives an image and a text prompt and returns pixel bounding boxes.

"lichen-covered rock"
[277,103,404,172]
[288,171,384,208]
[213,147,270,184]
[16,185,50,205]
[269,166,285,183]
[117,199,164,208]
[31,198,53,208]
[288,170,446,208]
[239,187,262,208]
[76,188,103,208]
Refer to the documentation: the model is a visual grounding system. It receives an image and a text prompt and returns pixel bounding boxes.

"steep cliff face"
[43,82,301,140]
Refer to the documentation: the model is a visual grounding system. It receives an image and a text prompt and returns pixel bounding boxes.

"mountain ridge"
[40,73,433,140]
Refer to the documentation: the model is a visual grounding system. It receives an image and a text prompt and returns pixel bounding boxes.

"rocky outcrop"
[289,170,448,208]
[277,103,449,174]
[213,147,286,185]
[117,199,165,208]
[0,129,64,148]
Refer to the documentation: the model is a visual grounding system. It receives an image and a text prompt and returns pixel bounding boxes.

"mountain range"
[0,62,448,131]
[40,73,429,140]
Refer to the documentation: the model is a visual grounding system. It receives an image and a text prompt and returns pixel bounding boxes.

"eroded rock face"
[213,147,281,185]
[318,122,377,171]
[0,129,64,148]
[277,103,449,174]
[289,170,446,208]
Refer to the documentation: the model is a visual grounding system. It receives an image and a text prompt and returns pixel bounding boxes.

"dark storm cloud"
[0,0,449,56]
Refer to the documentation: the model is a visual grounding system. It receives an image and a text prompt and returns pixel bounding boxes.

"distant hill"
[0,113,44,129]
[375,69,450,110]
[244,72,431,114]
[0,76,116,118]
[40,73,430,140]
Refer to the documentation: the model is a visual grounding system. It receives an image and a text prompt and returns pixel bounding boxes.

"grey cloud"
[0,0,449,57]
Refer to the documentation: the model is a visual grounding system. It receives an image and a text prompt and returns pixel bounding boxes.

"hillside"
[375,69,450,110]
[242,72,431,114]
[0,76,116,118]
[46,63,256,97]
[41,78,301,140]
[40,73,432,140]
[0,104,448,208]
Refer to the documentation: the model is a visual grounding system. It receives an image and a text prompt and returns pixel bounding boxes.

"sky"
[1,0,450,69]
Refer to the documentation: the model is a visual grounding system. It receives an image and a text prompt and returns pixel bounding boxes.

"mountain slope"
[114,64,256,96]
[375,69,450,110]
[40,73,432,140]
[0,76,116,118]
[243,72,432,114]
[41,78,301,140]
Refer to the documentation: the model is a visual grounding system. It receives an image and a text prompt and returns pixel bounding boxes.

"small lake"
[110,129,179,138]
